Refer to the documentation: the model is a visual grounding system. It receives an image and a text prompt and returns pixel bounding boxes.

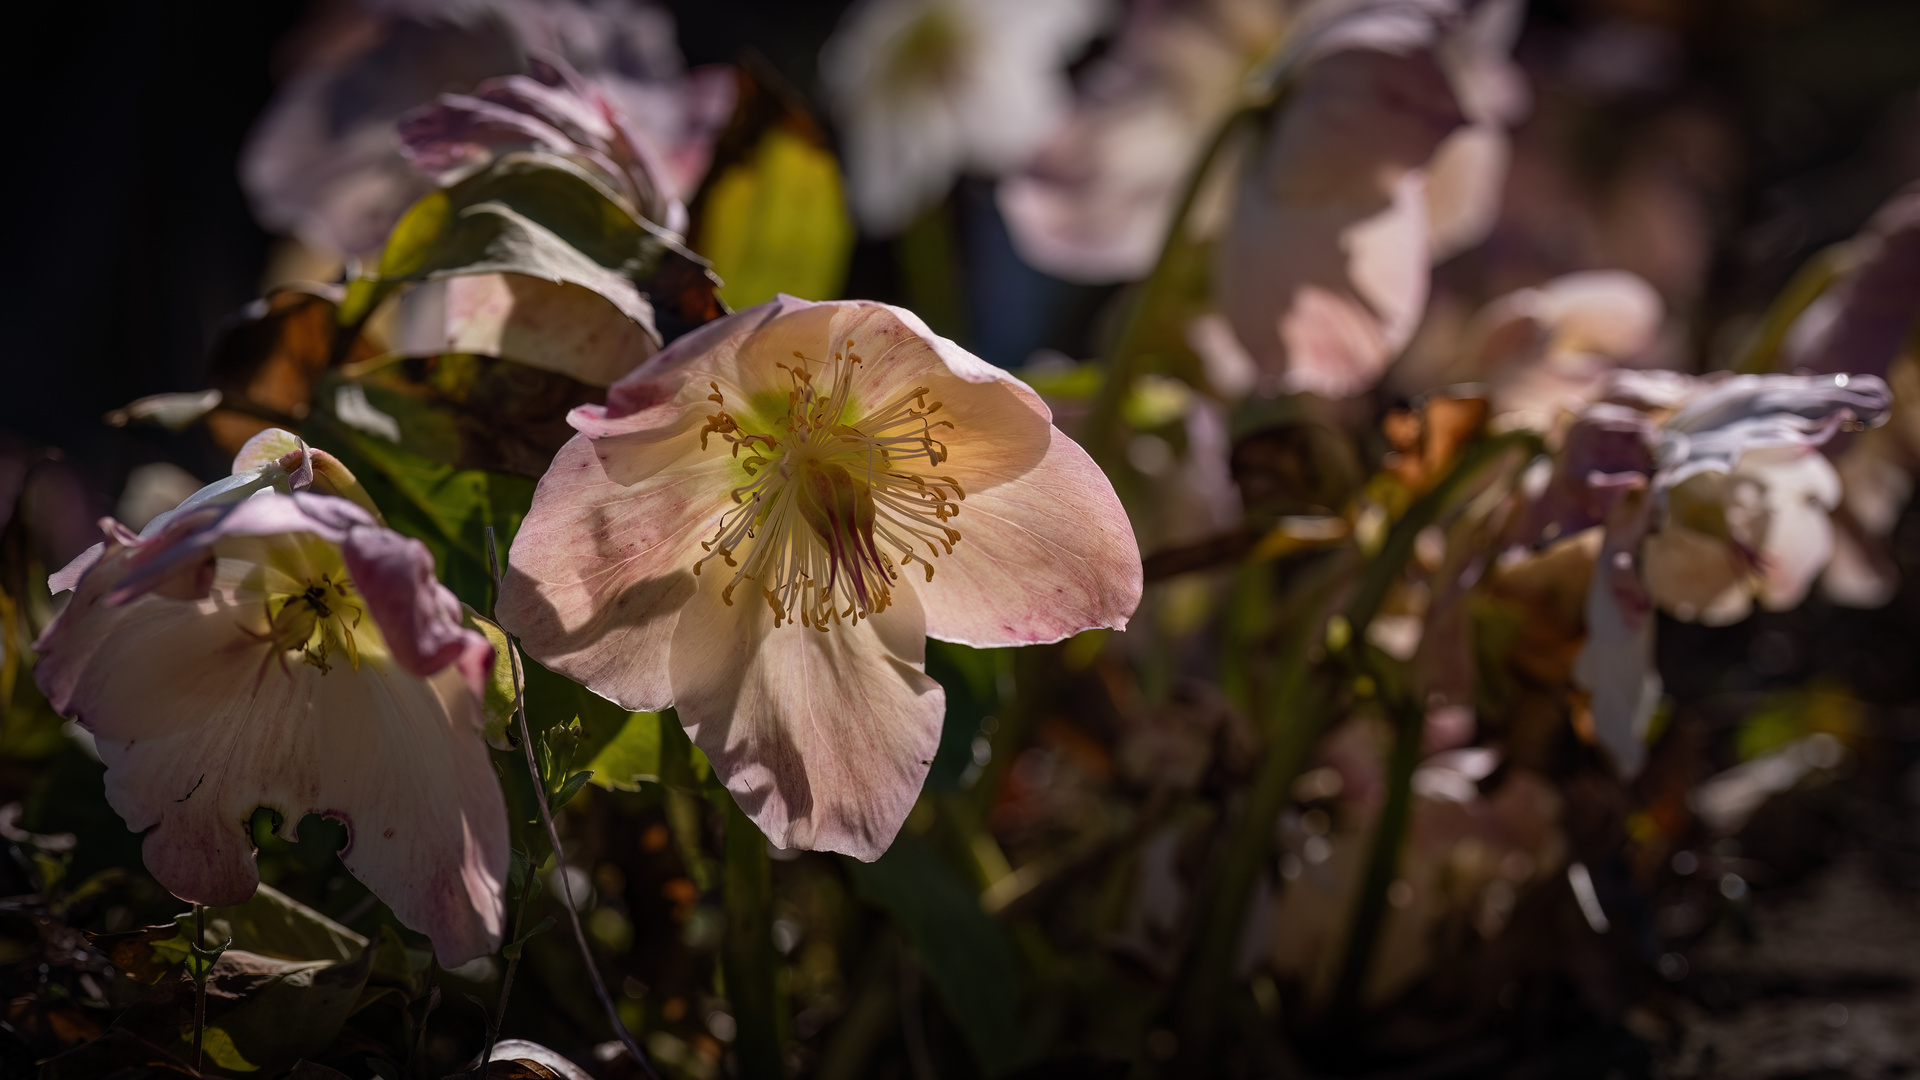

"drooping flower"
[997,0,1294,283]
[499,296,1141,858]
[1207,0,1528,399]
[821,0,1110,236]
[383,55,690,384]
[1456,270,1666,432]
[241,0,732,259]
[1532,372,1892,775]
[34,432,506,966]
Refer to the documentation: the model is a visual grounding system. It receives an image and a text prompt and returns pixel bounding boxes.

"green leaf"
[190,883,368,965]
[586,711,664,791]
[308,413,535,612]
[199,944,376,1073]
[845,837,1030,1076]
[549,769,594,812]
[465,610,519,749]
[342,152,664,328]
[698,125,853,308]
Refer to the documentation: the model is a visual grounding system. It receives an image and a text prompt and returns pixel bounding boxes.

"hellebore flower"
[34,435,505,966]
[1208,0,1527,399]
[241,0,731,258]
[821,0,1109,236]
[1783,183,1920,607]
[1457,270,1666,432]
[1534,372,1891,775]
[998,0,1292,283]
[499,296,1141,858]
[385,56,688,384]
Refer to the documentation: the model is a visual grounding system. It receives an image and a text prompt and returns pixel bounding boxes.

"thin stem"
[193,904,206,1073]
[1325,675,1424,1023]
[476,881,533,1079]
[1082,102,1264,469]
[1169,431,1538,1073]
[485,528,661,1080]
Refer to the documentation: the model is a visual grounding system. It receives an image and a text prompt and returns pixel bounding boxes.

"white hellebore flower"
[822,0,1110,235]
[34,432,507,966]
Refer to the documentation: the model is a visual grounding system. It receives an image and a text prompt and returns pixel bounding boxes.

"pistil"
[693,338,966,630]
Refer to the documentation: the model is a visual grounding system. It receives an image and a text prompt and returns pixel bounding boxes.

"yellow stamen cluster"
[693,338,965,631]
[245,574,364,675]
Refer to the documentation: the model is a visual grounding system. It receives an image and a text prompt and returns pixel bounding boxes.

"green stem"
[1325,677,1424,1023]
[1083,104,1262,469]
[722,797,784,1079]
[485,528,660,1080]
[1169,431,1537,1072]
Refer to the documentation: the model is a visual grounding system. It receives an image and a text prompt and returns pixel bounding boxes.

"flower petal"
[1573,491,1661,777]
[340,527,495,696]
[35,541,507,967]
[497,430,732,711]
[914,425,1142,646]
[668,566,943,861]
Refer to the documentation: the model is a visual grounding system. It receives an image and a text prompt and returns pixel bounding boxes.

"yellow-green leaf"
[698,126,854,308]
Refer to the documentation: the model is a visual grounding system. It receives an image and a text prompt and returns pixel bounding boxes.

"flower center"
[693,338,964,631]
[249,574,364,674]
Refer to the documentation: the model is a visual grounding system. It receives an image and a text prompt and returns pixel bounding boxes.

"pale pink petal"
[340,528,495,696]
[1641,525,1748,625]
[35,541,507,966]
[496,432,734,711]
[667,567,943,861]
[1743,448,1843,612]
[913,428,1141,646]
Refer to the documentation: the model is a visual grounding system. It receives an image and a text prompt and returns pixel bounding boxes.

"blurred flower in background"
[822,0,1110,235]
[241,0,732,264]
[998,0,1293,282]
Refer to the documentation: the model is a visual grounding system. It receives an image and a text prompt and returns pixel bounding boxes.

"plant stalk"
[1170,431,1537,1072]
[486,528,661,1080]
[722,796,785,1079]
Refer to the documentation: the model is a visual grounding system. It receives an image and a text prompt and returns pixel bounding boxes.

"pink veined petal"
[667,566,944,861]
[340,527,494,697]
[497,430,736,712]
[914,425,1142,647]
[34,542,507,967]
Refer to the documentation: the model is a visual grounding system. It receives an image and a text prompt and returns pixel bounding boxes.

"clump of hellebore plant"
[500,295,1143,859]
[34,431,507,966]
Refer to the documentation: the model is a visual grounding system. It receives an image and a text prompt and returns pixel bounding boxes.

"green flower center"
[693,338,964,631]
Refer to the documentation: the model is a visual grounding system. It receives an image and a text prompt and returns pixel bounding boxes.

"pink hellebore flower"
[1533,373,1891,775]
[499,296,1142,859]
[34,434,506,967]
[1209,0,1526,399]
[241,0,732,259]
